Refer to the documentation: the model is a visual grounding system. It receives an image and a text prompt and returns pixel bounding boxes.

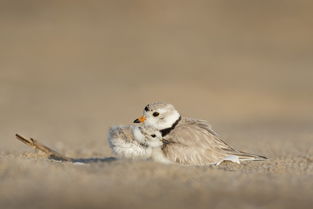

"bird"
[134,102,267,166]
[107,125,151,160]
[107,124,171,164]
[133,125,173,164]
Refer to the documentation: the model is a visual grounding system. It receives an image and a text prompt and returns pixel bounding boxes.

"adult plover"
[134,102,267,166]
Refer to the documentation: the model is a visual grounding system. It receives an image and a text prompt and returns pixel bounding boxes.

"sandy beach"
[1,1,313,209]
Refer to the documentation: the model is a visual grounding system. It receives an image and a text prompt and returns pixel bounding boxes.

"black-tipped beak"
[133,116,146,123]
[134,119,140,123]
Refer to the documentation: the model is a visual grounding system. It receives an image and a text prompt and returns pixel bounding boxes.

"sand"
[1,1,313,209]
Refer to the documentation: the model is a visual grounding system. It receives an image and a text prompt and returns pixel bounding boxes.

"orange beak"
[133,116,146,123]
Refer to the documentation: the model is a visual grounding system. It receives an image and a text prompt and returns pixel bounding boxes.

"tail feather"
[216,151,267,166]
[233,151,268,161]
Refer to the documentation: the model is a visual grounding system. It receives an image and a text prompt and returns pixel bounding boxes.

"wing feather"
[162,118,266,165]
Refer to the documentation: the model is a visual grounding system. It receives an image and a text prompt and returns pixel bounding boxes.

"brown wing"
[182,117,219,136]
[162,120,238,165]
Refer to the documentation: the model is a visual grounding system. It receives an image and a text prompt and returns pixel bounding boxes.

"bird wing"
[182,117,218,136]
[162,119,265,165]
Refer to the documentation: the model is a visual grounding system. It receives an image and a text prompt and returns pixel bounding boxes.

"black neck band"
[160,116,181,137]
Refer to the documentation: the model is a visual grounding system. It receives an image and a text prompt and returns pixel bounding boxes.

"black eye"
[151,134,156,138]
[144,106,149,112]
[153,112,159,117]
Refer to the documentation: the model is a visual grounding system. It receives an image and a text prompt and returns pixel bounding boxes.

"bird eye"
[151,134,156,138]
[144,106,149,112]
[153,112,159,117]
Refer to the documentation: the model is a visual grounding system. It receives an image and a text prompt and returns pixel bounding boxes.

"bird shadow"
[70,157,117,164]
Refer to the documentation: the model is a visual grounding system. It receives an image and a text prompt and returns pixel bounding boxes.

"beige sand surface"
[1,1,313,209]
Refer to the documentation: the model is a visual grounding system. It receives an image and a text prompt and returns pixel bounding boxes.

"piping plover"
[133,126,172,164]
[134,102,267,166]
[108,125,151,159]
[108,125,171,163]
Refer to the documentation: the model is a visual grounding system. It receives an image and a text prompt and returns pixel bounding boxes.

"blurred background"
[1,0,313,151]
[1,0,313,152]
[1,1,313,209]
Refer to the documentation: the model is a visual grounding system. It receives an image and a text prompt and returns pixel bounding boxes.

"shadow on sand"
[70,157,117,163]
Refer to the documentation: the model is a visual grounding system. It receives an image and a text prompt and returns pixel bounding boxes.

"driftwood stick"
[15,134,72,162]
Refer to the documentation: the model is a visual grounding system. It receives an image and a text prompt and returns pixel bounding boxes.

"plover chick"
[108,125,151,160]
[133,126,172,164]
[108,125,171,164]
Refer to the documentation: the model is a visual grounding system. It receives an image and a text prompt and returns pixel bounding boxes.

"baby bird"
[133,126,172,164]
[108,125,171,164]
[108,125,150,159]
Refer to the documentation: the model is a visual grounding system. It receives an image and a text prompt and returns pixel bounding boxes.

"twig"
[15,134,72,162]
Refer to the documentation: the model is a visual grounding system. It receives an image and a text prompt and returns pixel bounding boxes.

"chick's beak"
[133,116,146,123]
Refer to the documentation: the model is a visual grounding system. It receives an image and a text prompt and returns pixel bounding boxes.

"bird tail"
[215,151,267,166]
[234,151,268,162]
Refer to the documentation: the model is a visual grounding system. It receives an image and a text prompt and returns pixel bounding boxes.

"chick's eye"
[153,112,159,117]
[151,134,156,138]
